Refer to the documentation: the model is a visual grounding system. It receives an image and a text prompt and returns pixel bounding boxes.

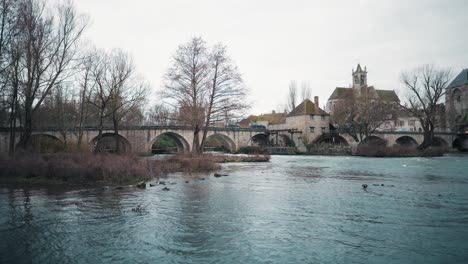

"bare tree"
[399,64,452,148]
[74,52,95,148]
[13,0,87,149]
[87,49,147,153]
[333,88,397,142]
[199,43,247,151]
[161,37,247,154]
[106,50,148,152]
[161,37,211,154]
[300,81,311,101]
[145,104,175,125]
[287,80,297,113]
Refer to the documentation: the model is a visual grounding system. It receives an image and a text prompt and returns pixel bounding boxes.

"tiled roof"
[328,87,399,102]
[238,112,286,127]
[328,87,354,100]
[448,69,468,89]
[375,89,399,102]
[287,99,329,117]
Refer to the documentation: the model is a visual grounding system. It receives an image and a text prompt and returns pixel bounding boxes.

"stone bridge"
[1,126,466,154]
[0,126,269,155]
[270,129,465,150]
[338,131,461,148]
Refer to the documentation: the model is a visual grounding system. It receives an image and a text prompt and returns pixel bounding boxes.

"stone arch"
[150,132,190,154]
[432,137,448,148]
[203,133,237,153]
[279,134,293,147]
[22,134,64,153]
[249,133,269,147]
[91,133,132,153]
[314,133,349,145]
[360,135,387,147]
[395,136,418,148]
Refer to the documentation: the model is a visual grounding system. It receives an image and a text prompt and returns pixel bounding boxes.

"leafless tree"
[13,0,87,149]
[74,52,95,148]
[399,64,452,148]
[161,37,247,154]
[333,88,397,142]
[88,49,147,153]
[287,80,297,113]
[300,81,311,101]
[200,43,247,150]
[145,104,175,125]
[161,37,211,154]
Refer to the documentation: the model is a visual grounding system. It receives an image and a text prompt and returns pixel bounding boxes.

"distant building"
[326,64,399,115]
[238,111,287,128]
[269,96,330,148]
[446,68,468,131]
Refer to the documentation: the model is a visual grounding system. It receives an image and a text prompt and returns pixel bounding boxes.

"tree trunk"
[18,102,33,149]
[192,126,201,154]
[419,123,434,149]
[113,116,120,154]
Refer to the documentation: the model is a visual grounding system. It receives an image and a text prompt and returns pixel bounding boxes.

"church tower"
[352,64,367,89]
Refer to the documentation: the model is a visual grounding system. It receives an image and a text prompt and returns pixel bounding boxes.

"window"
[321,127,326,133]
[309,127,315,133]
[321,115,325,121]
[399,120,405,126]
[408,120,415,126]
[454,89,462,103]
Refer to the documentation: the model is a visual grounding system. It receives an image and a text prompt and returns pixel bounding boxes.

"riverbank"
[0,152,270,187]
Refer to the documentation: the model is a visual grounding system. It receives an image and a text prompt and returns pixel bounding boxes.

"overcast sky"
[74,0,468,115]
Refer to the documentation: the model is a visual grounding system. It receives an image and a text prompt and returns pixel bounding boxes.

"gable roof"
[328,86,399,102]
[375,89,399,102]
[328,87,354,100]
[238,112,286,127]
[448,69,468,89]
[287,99,329,117]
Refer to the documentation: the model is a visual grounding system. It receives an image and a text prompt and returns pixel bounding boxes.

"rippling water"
[1,155,468,264]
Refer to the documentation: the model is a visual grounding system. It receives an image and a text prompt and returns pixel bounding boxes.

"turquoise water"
[1,155,468,264]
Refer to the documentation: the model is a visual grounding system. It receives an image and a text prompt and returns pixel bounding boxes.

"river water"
[1,155,468,264]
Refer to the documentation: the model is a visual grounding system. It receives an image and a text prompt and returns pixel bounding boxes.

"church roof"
[328,87,354,100]
[375,89,400,102]
[287,99,329,117]
[328,87,399,102]
[447,69,468,89]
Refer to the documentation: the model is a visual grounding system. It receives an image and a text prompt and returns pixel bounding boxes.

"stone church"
[326,64,399,115]
[446,69,468,130]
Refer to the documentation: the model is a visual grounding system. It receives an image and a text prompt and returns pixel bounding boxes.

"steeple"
[352,63,367,89]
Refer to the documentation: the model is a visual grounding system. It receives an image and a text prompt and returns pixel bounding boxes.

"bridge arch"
[433,137,448,148]
[249,133,269,147]
[360,135,387,147]
[314,133,349,145]
[395,136,418,148]
[150,132,190,154]
[22,134,64,153]
[203,133,236,153]
[91,133,132,153]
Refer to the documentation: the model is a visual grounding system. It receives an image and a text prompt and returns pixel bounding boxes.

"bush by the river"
[237,146,269,155]
[0,152,226,185]
[356,144,448,157]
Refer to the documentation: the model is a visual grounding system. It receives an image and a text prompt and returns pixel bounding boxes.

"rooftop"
[287,99,329,117]
[447,69,468,89]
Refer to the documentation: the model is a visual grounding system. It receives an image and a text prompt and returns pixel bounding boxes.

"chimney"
[314,96,319,113]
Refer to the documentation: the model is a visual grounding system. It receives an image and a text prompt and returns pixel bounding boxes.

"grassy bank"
[0,152,270,186]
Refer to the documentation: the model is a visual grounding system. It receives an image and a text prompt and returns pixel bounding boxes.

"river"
[1,155,468,264]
